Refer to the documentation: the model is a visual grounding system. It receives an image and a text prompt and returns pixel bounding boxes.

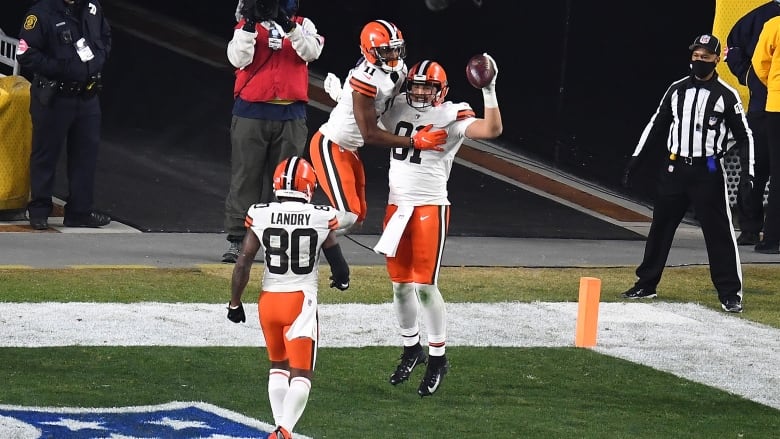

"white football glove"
[482,52,499,108]
[324,72,342,102]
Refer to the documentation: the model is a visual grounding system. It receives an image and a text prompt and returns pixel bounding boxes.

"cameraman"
[221,0,324,263]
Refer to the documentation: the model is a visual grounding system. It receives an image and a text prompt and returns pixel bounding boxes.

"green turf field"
[1,265,778,438]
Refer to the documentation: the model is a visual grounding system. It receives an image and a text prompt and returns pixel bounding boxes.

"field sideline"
[2,301,778,411]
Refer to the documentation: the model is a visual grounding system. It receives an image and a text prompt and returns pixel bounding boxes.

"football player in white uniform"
[309,19,447,235]
[375,56,502,397]
[227,156,350,439]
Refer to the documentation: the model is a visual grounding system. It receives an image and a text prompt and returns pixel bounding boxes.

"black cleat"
[389,345,427,385]
[29,218,49,230]
[621,286,657,299]
[721,298,743,313]
[63,211,111,228]
[221,241,241,263]
[736,232,760,246]
[418,355,449,397]
[754,240,780,254]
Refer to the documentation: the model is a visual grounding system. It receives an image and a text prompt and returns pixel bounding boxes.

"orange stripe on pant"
[385,204,450,285]
[258,291,317,371]
[308,130,368,222]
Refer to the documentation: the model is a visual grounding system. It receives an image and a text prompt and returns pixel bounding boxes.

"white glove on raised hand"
[324,73,342,102]
[482,52,499,108]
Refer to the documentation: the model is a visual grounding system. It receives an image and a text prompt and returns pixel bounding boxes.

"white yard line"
[1,302,777,410]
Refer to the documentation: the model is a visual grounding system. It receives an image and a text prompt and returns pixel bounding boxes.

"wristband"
[409,136,415,148]
[482,87,498,108]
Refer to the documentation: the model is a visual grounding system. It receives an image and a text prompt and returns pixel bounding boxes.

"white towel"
[285,288,318,341]
[373,206,414,257]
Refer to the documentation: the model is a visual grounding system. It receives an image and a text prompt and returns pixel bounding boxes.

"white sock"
[280,376,311,433]
[393,282,420,346]
[416,283,446,355]
[267,368,290,426]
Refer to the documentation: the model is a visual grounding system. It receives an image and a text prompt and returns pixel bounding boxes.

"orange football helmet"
[273,156,317,202]
[360,20,406,73]
[405,60,449,109]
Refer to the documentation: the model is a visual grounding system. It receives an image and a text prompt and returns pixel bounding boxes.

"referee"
[620,34,754,313]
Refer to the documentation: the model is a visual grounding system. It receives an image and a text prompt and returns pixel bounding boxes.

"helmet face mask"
[273,156,317,202]
[405,60,448,109]
[360,20,406,73]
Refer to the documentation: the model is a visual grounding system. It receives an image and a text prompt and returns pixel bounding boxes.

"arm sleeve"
[86,10,111,75]
[322,243,349,283]
[17,15,85,80]
[751,20,777,86]
[227,25,257,69]
[631,84,674,158]
[287,17,324,63]
[726,93,755,177]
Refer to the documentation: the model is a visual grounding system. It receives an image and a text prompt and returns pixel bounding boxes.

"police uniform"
[623,34,754,312]
[16,0,111,229]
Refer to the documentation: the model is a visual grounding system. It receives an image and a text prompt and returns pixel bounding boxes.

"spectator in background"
[222,0,323,263]
[621,34,753,313]
[15,0,112,230]
[725,0,780,246]
[226,156,350,439]
[309,20,447,236]
[376,56,502,397]
[752,15,780,254]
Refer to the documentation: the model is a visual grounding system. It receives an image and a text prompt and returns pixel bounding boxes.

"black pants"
[635,160,742,302]
[27,90,101,221]
[762,112,780,243]
[737,111,770,234]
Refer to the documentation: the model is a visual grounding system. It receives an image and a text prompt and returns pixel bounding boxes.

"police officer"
[16,0,111,230]
[621,34,754,313]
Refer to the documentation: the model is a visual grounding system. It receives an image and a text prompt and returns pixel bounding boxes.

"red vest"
[233,17,309,102]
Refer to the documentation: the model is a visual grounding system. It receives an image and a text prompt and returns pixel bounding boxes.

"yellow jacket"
[753,16,780,111]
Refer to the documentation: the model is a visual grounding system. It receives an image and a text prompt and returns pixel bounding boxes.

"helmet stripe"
[417,60,432,76]
[286,156,300,191]
[375,19,397,40]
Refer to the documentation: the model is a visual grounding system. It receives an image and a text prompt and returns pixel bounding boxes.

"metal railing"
[0,32,20,76]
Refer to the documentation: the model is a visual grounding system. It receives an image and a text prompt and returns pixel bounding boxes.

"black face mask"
[691,60,716,78]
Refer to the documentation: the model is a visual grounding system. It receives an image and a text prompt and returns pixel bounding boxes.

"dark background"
[1,1,714,238]
[2,0,715,204]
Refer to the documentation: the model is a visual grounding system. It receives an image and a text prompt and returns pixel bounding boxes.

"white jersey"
[246,201,338,296]
[379,95,477,206]
[319,57,407,151]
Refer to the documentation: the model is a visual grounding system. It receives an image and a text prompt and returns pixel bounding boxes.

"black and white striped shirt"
[631,72,754,176]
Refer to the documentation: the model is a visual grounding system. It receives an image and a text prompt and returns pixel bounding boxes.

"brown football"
[465,54,495,89]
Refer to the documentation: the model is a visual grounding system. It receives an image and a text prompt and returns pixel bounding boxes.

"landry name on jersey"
[246,201,338,294]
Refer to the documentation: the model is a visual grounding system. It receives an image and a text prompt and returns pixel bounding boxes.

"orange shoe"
[267,426,292,439]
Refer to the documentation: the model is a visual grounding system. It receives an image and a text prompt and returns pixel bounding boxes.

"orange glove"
[411,124,447,151]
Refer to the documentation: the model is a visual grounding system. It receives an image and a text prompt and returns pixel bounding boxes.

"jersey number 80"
[262,227,317,275]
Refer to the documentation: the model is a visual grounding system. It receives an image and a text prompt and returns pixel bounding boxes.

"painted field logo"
[0,401,313,439]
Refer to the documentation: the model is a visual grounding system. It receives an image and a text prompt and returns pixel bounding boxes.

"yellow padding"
[0,76,32,210]
[713,0,767,107]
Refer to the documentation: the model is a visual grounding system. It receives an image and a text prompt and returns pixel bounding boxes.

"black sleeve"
[85,1,111,75]
[322,243,349,283]
[724,90,752,171]
[633,84,675,159]
[17,7,90,81]
[726,15,753,84]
